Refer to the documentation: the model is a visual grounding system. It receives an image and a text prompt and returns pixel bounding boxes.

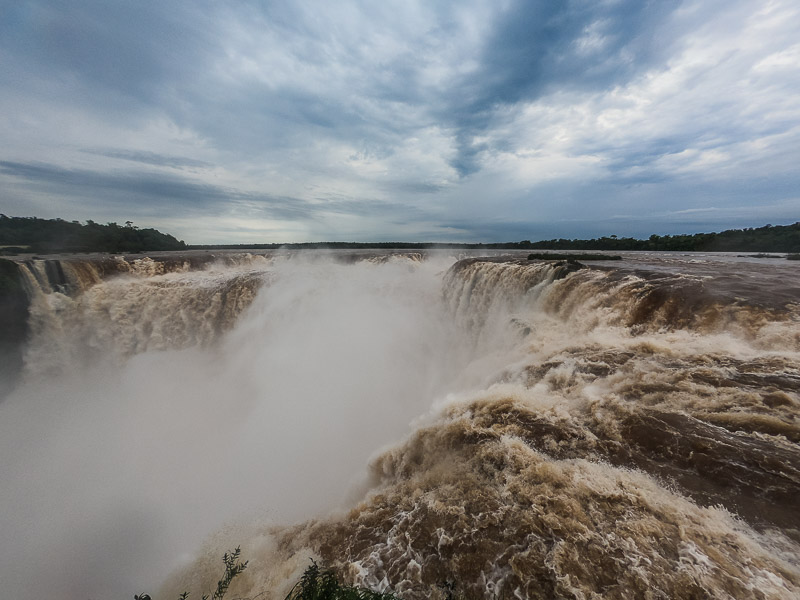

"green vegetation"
[135,547,248,600]
[203,547,248,600]
[284,560,400,600]
[133,555,408,600]
[0,215,185,254]
[523,222,800,253]
[187,222,800,253]
[5,215,799,254]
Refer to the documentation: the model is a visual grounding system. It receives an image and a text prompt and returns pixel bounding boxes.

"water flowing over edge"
[1,251,798,599]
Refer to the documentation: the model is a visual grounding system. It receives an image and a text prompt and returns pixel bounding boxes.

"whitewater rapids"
[0,251,798,599]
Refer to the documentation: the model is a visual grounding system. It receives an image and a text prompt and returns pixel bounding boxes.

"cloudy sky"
[1,0,798,243]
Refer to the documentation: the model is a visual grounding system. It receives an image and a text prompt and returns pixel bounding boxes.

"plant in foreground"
[284,559,400,600]
[135,551,472,600]
[135,546,248,600]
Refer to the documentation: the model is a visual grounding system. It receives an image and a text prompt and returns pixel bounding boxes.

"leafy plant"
[206,547,249,600]
[134,552,469,600]
[284,560,400,600]
[134,546,248,600]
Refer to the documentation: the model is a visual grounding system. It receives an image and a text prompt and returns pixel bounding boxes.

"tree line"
[523,222,800,252]
[2,215,798,254]
[0,215,186,254]
[190,222,800,252]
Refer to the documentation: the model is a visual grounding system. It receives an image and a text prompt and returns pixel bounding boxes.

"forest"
[524,222,800,252]
[190,222,800,252]
[0,215,186,254]
[2,215,799,254]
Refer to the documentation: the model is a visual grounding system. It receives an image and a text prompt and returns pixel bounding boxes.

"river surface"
[1,250,798,599]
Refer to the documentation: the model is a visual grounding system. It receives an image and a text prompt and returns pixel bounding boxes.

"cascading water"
[1,251,798,600]
[17,257,268,374]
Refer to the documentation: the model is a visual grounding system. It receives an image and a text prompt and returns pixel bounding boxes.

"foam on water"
[1,252,798,599]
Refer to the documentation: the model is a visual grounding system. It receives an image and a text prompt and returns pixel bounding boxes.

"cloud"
[0,160,310,220]
[0,0,798,241]
[437,0,682,175]
[81,149,212,170]
[0,1,218,109]
[0,159,430,236]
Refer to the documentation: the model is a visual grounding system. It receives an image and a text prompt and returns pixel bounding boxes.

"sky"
[1,0,799,243]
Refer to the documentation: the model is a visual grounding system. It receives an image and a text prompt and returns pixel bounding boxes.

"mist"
[3,251,798,599]
[0,254,492,600]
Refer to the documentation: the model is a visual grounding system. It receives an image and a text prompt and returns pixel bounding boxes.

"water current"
[1,250,798,599]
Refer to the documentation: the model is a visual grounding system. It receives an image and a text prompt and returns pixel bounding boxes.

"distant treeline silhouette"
[0,215,186,253]
[523,222,800,252]
[189,222,800,253]
[2,215,799,253]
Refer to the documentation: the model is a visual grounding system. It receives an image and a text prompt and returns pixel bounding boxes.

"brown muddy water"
[1,250,798,599]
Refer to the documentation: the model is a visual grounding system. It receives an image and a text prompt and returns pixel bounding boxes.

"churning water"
[1,251,798,599]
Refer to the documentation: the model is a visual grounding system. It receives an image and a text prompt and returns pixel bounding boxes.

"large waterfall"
[1,251,798,599]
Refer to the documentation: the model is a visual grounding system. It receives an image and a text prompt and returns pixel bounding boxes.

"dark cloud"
[318,197,426,219]
[0,160,308,220]
[435,219,550,242]
[482,1,677,100]
[0,160,223,204]
[0,0,684,176]
[381,180,447,195]
[82,149,212,170]
[441,0,681,175]
[1,1,217,108]
[0,1,797,241]
[0,160,423,224]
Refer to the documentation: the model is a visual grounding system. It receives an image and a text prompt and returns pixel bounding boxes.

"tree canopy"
[523,223,800,252]
[3,215,798,253]
[0,215,186,253]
